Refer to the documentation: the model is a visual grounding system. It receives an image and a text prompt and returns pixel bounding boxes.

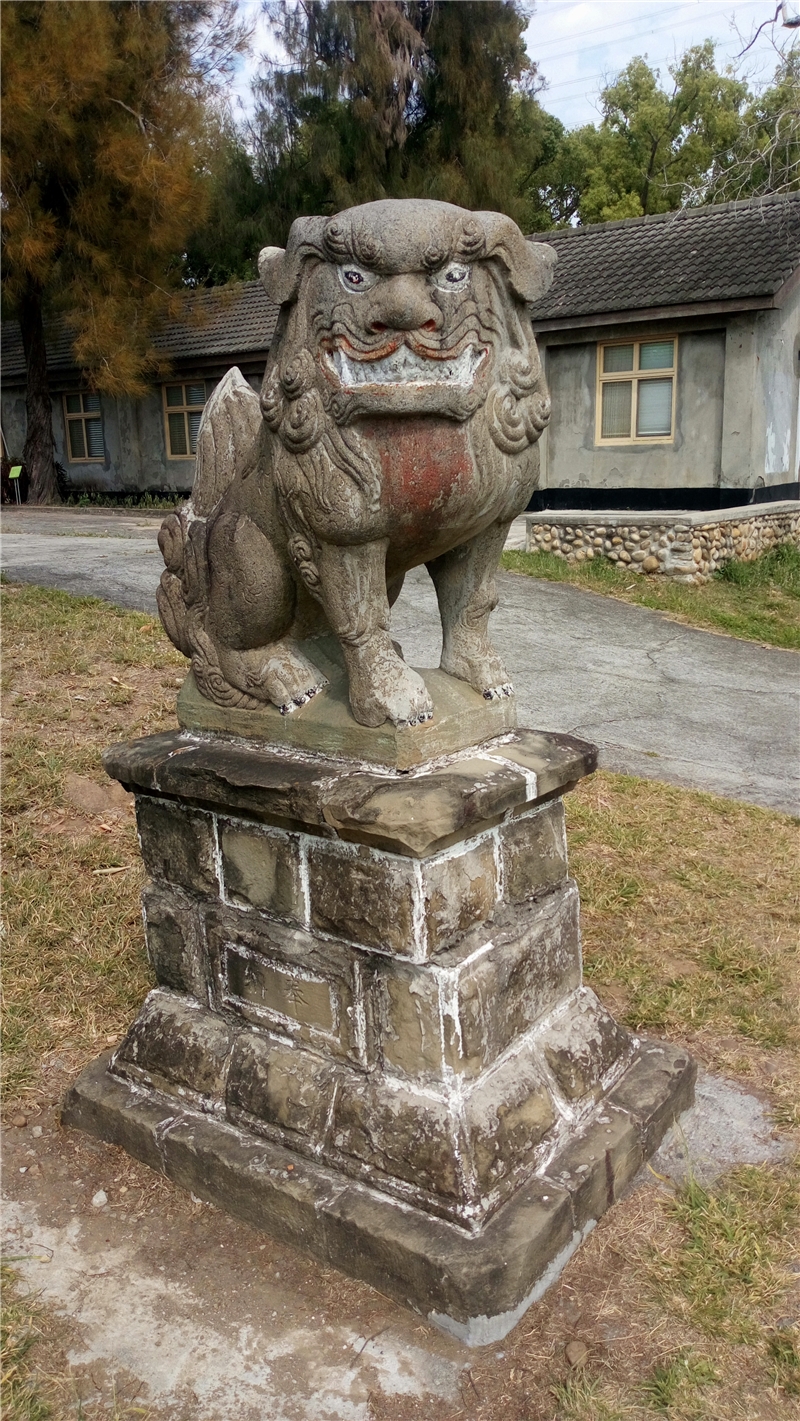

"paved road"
[3,507,798,813]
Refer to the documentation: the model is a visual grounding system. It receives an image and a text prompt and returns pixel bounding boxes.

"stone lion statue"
[157,199,555,728]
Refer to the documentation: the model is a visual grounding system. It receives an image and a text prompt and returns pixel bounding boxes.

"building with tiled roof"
[1,282,279,496]
[1,194,798,506]
[529,193,800,327]
[527,193,800,510]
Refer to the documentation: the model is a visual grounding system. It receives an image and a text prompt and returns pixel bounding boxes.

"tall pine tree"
[1,0,250,502]
[184,0,547,280]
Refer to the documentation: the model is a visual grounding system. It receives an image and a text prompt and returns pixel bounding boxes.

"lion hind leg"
[215,638,328,715]
[427,521,514,700]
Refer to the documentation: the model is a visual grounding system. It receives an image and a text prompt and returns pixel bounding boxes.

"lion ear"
[258,246,289,301]
[473,212,557,303]
[259,215,330,306]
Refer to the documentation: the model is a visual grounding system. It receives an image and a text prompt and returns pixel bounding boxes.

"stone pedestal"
[63,703,694,1344]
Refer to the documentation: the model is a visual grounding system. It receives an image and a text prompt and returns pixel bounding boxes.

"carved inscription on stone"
[223,945,338,1040]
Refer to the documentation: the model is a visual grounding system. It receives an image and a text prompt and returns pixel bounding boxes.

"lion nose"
[369,276,442,334]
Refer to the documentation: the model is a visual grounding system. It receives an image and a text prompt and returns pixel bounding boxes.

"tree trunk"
[20,280,61,504]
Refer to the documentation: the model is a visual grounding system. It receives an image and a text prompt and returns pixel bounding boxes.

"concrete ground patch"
[648,1070,793,1186]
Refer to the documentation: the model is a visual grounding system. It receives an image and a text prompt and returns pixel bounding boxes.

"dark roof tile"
[528,193,800,321]
[1,281,279,385]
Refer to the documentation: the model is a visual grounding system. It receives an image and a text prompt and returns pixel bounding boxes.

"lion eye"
[433,262,470,291]
[338,265,376,292]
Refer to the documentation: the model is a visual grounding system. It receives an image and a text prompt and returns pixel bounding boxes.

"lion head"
[258,200,555,455]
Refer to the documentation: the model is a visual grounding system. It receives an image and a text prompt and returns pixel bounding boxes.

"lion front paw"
[217,640,328,714]
[345,639,434,728]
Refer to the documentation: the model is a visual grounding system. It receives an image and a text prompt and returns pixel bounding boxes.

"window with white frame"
[163,381,207,458]
[63,392,104,462]
[596,338,677,444]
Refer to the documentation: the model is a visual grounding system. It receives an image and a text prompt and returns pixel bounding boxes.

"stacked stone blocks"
[125,760,627,1227]
[64,726,694,1339]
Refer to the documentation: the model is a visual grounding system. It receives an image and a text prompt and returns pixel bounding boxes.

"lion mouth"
[324,342,487,389]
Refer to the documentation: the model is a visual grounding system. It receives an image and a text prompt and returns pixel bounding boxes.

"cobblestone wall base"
[525,501,800,584]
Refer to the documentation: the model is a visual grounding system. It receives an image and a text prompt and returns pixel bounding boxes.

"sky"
[231,0,795,130]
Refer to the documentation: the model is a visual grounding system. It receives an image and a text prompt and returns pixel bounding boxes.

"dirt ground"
[3,1084,797,1421]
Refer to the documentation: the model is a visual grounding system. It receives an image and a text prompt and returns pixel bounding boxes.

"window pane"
[65,393,82,414]
[166,385,184,408]
[637,378,673,436]
[639,340,674,371]
[601,380,632,438]
[186,383,206,407]
[86,418,104,458]
[188,410,203,452]
[603,344,634,373]
[83,392,101,412]
[68,420,86,459]
[168,412,188,456]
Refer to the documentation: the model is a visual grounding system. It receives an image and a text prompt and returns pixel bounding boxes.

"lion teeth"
[332,344,483,388]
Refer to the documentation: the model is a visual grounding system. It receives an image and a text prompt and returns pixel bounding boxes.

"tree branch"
[107,96,152,135]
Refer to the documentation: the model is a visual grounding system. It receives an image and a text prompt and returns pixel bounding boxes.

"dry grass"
[2,581,799,1421]
[0,1264,50,1421]
[567,774,800,1131]
[1,583,183,1103]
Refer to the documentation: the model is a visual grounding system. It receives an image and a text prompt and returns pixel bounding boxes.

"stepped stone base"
[65,1038,694,1345]
[63,703,695,1342]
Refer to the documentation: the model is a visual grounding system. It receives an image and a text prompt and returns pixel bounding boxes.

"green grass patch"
[652,1166,800,1344]
[549,1372,627,1420]
[501,543,800,649]
[641,1350,719,1415]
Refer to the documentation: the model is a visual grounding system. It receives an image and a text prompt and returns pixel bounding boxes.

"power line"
[531,0,767,72]
[528,0,766,59]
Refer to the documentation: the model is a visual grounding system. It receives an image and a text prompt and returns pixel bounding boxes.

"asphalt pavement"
[3,506,798,813]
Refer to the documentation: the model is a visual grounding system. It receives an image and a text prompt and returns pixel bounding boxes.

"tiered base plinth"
[65,1037,693,1344]
[63,688,695,1343]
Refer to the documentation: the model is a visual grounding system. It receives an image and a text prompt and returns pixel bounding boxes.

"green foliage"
[562,44,748,223]
[716,540,800,593]
[698,50,800,204]
[63,490,182,511]
[184,0,549,276]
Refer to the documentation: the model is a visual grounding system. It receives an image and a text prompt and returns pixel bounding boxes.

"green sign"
[9,465,22,479]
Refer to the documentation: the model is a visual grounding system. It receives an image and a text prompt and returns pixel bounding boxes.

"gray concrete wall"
[541,329,726,490]
[2,367,265,494]
[52,388,196,495]
[718,296,800,490]
[756,283,798,486]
